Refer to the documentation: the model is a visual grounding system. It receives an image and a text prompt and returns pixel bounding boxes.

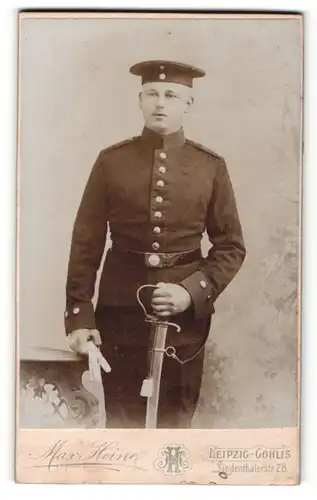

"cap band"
[130,60,205,88]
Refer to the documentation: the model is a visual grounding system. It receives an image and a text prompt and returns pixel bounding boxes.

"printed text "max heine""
[29,440,147,471]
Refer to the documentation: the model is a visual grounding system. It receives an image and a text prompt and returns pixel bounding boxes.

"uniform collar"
[140,126,185,150]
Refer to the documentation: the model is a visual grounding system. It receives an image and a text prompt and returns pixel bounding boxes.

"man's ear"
[185,95,194,113]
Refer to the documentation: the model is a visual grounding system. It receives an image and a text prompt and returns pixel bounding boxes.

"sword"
[136,285,181,429]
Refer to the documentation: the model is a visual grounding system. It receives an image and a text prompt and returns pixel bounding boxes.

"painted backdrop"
[19,15,302,428]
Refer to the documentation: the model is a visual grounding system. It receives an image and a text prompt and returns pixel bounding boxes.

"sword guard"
[136,284,181,333]
[136,284,159,319]
[145,317,181,332]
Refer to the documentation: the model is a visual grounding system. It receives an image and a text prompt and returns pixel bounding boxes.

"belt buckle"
[147,253,162,268]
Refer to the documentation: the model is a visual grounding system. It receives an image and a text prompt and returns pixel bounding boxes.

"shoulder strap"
[103,136,139,153]
[185,138,223,160]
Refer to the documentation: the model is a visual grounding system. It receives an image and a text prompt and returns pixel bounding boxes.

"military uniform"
[64,61,246,428]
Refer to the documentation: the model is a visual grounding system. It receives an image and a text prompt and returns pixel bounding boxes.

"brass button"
[159,73,166,80]
[154,211,162,219]
[148,254,161,267]
[159,166,166,174]
[64,310,68,319]
[153,226,161,234]
[157,180,165,187]
[155,196,163,203]
[159,152,167,159]
[152,242,160,251]
[200,280,207,289]
[73,306,80,315]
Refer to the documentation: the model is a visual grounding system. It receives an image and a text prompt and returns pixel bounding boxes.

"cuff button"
[200,280,207,289]
[73,306,80,315]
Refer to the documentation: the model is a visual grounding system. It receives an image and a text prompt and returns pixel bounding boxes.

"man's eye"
[166,94,178,99]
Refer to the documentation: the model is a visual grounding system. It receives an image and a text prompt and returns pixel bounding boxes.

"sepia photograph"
[16,11,302,485]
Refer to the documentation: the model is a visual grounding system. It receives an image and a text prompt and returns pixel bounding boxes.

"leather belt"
[111,245,201,268]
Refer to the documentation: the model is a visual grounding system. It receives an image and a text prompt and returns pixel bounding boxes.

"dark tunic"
[64,126,246,428]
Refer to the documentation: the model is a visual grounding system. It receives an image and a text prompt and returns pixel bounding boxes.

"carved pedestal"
[19,350,106,429]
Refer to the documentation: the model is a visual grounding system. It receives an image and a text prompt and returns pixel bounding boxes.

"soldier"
[64,60,246,429]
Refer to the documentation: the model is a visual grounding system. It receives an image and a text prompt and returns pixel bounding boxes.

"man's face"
[139,81,193,135]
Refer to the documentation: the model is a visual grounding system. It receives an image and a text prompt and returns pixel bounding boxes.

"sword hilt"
[136,284,181,331]
[136,284,159,322]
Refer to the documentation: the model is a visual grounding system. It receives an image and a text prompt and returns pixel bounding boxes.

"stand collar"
[140,126,185,150]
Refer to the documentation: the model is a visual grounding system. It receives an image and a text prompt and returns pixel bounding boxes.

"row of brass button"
[151,151,168,255]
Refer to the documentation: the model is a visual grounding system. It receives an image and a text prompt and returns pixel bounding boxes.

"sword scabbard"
[137,284,181,429]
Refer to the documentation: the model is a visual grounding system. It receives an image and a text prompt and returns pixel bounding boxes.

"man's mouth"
[153,113,167,117]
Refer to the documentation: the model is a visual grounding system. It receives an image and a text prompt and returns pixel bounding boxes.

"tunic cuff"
[180,270,215,318]
[64,301,96,335]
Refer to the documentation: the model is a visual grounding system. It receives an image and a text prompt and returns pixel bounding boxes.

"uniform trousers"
[96,306,211,429]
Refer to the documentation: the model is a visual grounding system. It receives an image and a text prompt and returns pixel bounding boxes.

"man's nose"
[156,95,165,108]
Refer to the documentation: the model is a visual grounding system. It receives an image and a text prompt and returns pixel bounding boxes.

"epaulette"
[185,139,223,161]
[102,136,139,154]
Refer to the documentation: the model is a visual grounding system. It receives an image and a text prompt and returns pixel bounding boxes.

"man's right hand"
[67,329,102,355]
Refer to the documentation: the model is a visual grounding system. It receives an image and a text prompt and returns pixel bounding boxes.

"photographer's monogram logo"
[155,444,191,475]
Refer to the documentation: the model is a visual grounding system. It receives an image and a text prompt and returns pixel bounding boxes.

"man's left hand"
[151,282,192,317]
